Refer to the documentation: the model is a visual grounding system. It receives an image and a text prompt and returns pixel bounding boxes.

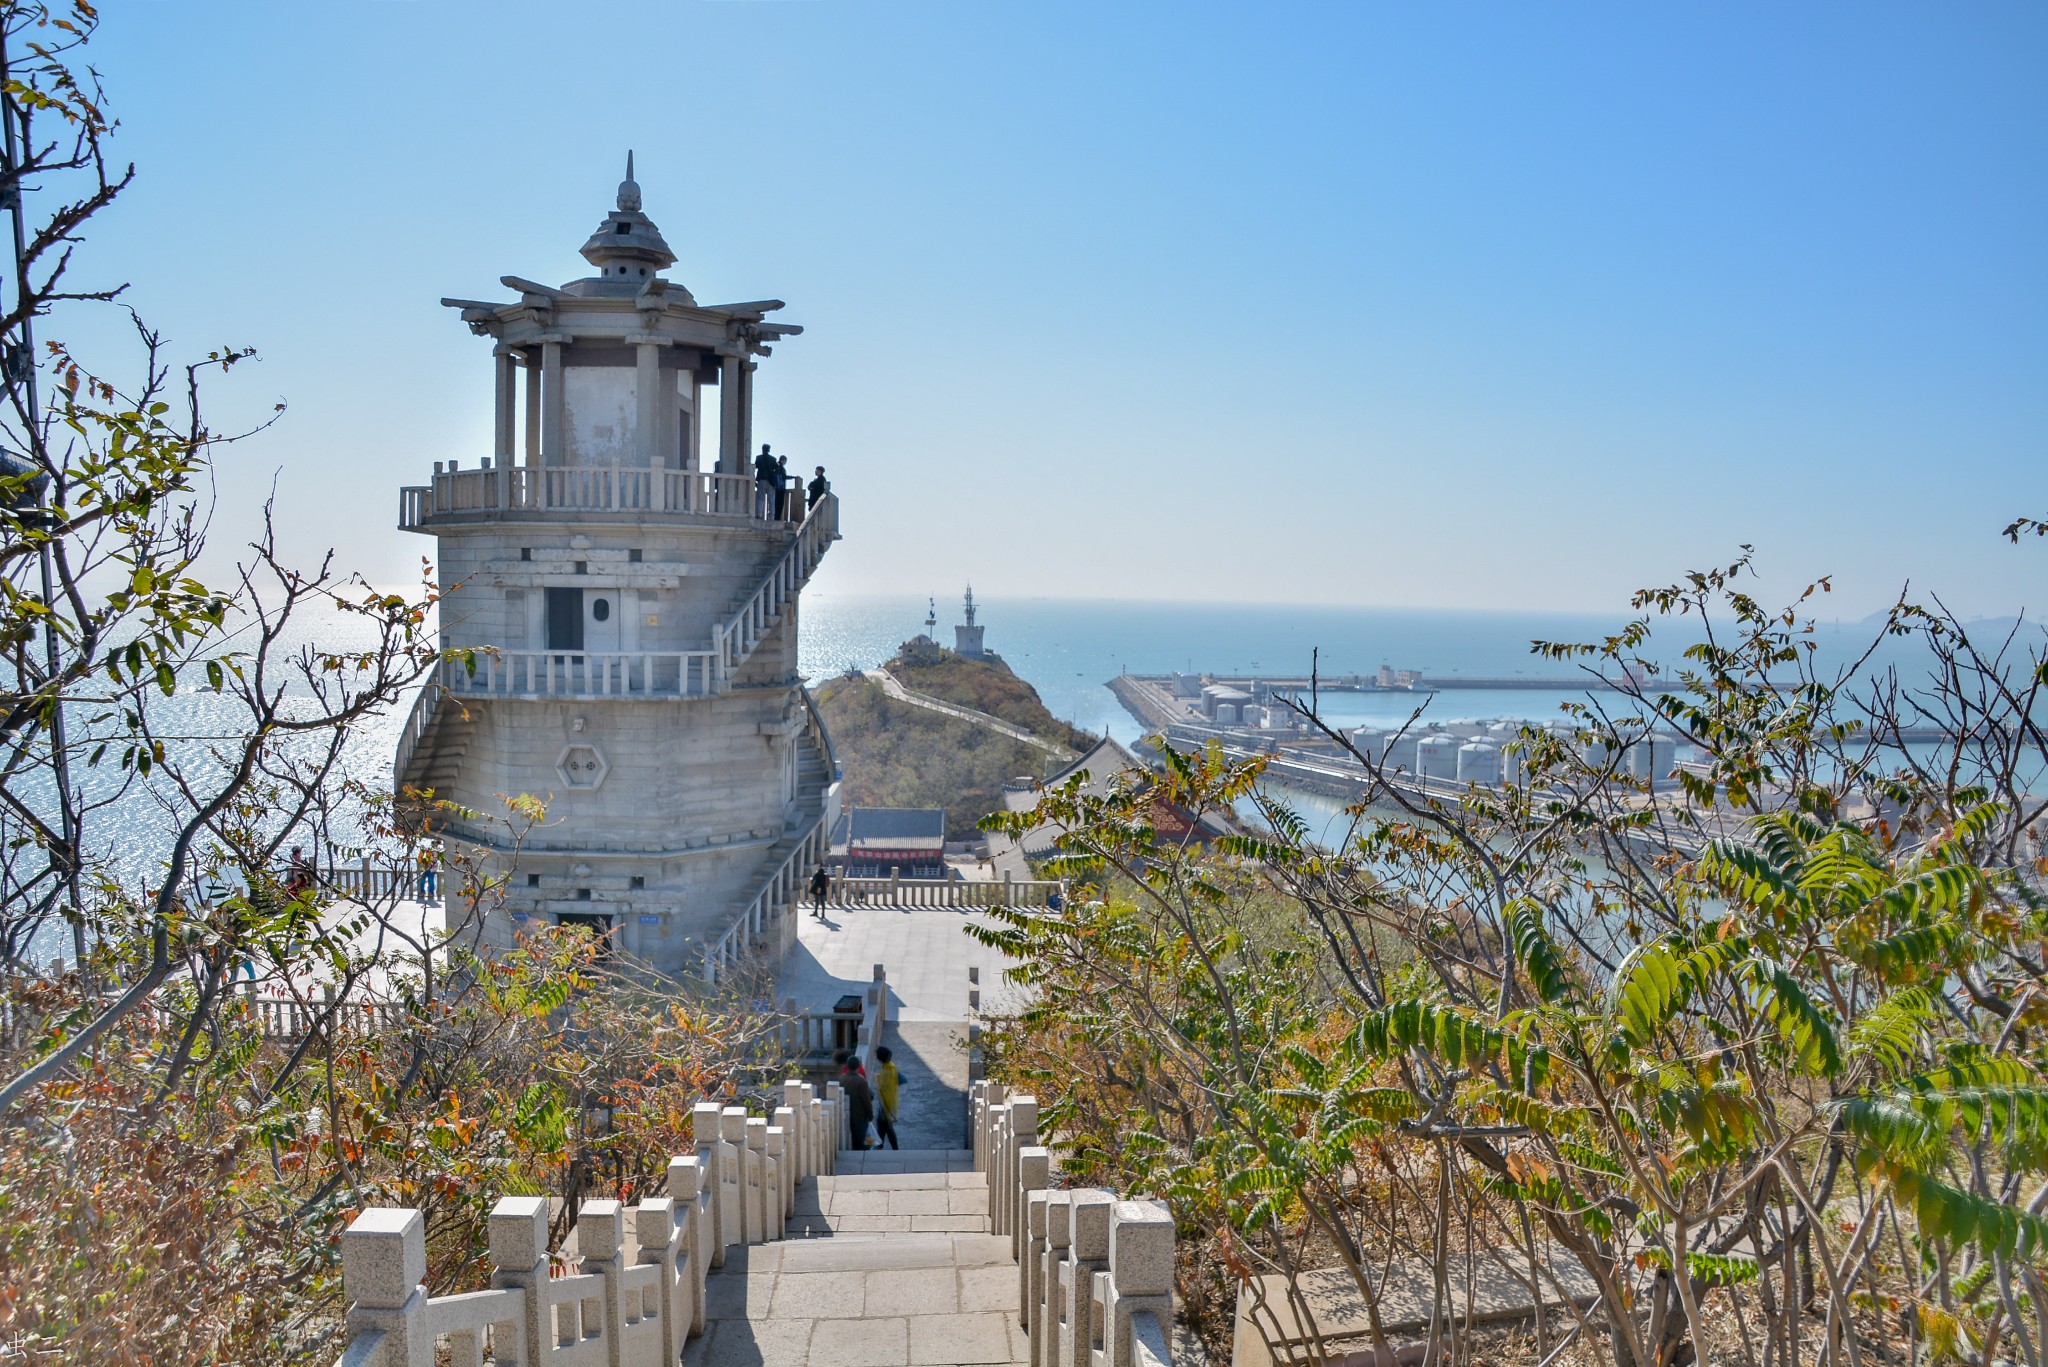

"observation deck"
[398,461,814,533]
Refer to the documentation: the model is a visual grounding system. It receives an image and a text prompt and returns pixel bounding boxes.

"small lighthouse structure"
[954,585,987,659]
[394,156,840,980]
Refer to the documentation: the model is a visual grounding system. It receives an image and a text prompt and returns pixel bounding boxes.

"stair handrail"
[391,682,441,796]
[800,681,840,782]
[712,493,839,685]
[700,801,831,984]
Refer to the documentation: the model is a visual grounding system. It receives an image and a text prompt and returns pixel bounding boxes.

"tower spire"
[581,151,674,280]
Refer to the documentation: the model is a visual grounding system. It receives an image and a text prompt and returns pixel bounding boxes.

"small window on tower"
[576,888,592,902]
[630,876,645,890]
[628,549,643,563]
[616,222,630,234]
[574,561,587,575]
[520,548,531,561]
[527,873,540,888]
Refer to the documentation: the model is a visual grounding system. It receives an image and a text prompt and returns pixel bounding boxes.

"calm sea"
[13,593,2028,960]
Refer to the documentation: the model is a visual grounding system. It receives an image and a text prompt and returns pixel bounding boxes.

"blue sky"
[61,2,2048,617]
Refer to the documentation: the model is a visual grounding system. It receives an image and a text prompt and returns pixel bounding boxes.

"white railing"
[712,496,838,680]
[392,684,439,795]
[132,993,411,1044]
[440,649,722,700]
[828,874,1063,910]
[701,809,830,985]
[331,1079,842,1367]
[972,1082,1178,1366]
[397,463,808,529]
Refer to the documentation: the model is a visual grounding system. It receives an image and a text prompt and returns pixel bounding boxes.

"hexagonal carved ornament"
[556,744,609,790]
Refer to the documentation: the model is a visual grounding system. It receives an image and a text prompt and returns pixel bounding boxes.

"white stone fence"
[330,1078,844,1367]
[829,873,1065,910]
[400,464,813,529]
[972,1081,1177,1367]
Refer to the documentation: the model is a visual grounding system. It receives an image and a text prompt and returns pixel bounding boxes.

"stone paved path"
[778,906,1028,1022]
[684,1151,1028,1367]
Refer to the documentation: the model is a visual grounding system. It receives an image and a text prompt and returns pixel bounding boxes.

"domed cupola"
[578,152,677,284]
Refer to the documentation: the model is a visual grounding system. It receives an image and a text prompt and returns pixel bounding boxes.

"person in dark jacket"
[808,865,830,920]
[807,465,830,513]
[774,454,790,520]
[837,1052,874,1150]
[753,444,779,520]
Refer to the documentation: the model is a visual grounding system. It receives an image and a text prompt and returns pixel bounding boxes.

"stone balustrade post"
[1058,1192,1116,1367]
[825,1081,844,1169]
[987,1103,1011,1225]
[1017,1146,1051,1301]
[1037,1190,1074,1367]
[636,1197,685,1367]
[340,1208,430,1367]
[771,1109,796,1216]
[666,1155,710,1337]
[1025,1189,1050,1335]
[764,1124,787,1234]
[744,1117,771,1242]
[575,1199,629,1355]
[724,1108,756,1244]
[489,1195,552,1367]
[693,1102,736,1266]
[1000,1096,1039,1242]
[781,1081,812,1181]
[806,1093,827,1178]
[1097,1201,1175,1367]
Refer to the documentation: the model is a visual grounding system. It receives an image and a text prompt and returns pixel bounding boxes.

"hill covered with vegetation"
[883,653,1097,754]
[815,649,1090,841]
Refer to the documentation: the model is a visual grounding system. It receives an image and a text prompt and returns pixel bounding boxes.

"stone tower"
[394,157,840,981]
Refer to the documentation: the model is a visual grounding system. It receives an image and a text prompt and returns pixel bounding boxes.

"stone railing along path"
[330,980,1180,1365]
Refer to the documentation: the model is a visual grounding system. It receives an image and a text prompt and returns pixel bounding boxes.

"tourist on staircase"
[873,1045,902,1150]
[837,1052,874,1150]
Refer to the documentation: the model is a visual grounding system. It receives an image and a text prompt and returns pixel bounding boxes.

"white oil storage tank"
[1215,704,1239,725]
[1349,726,1387,762]
[1383,733,1420,773]
[1458,741,1502,784]
[1418,733,1460,779]
[1501,742,1526,786]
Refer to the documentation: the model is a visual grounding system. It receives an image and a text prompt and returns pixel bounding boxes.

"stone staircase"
[327,1080,1179,1367]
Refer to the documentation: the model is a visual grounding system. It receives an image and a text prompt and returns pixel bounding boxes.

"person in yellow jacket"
[872,1045,901,1150]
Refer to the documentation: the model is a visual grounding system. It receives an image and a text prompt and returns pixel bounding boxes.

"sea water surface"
[12,593,2031,961]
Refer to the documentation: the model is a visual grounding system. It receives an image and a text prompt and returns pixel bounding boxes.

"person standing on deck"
[774,454,790,520]
[808,864,830,921]
[753,443,780,520]
[837,1052,874,1150]
[807,465,829,514]
[873,1045,902,1150]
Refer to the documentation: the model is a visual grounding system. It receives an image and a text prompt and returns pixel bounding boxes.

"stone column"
[522,351,542,468]
[493,350,517,463]
[739,360,757,479]
[718,354,741,474]
[540,340,564,466]
[766,1123,788,1230]
[635,341,661,467]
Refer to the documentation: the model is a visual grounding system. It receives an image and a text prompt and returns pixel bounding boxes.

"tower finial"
[616,151,642,212]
